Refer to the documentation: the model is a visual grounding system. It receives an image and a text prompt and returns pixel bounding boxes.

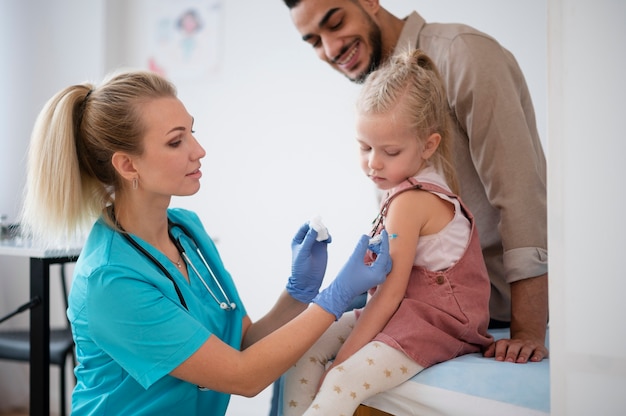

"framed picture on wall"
[141,0,223,82]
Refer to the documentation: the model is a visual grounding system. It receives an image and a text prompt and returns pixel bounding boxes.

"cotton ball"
[309,215,329,242]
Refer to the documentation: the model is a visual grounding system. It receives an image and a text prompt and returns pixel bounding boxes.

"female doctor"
[21,69,391,415]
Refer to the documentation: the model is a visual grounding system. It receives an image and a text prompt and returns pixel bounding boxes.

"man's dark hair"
[283,0,300,8]
[284,0,359,10]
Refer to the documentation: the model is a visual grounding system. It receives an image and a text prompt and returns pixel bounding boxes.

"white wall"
[0,1,552,415]
[548,0,626,414]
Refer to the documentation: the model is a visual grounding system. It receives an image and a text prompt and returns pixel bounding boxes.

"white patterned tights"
[282,311,423,416]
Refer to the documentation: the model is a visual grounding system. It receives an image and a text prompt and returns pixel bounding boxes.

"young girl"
[282,49,493,416]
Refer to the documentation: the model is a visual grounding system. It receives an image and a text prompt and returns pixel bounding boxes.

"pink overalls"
[364,178,493,368]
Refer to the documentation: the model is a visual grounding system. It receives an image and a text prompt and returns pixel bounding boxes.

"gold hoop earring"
[132,177,138,190]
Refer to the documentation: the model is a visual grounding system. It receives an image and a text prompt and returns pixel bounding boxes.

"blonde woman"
[21,69,391,415]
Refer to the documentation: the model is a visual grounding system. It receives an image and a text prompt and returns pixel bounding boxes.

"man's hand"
[484,273,549,363]
[483,333,548,363]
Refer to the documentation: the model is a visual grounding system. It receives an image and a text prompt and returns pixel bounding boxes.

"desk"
[0,238,81,416]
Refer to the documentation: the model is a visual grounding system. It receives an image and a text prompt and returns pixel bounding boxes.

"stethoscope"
[120,220,236,311]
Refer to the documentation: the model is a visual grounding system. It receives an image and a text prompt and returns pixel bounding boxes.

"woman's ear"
[422,133,442,160]
[111,152,137,182]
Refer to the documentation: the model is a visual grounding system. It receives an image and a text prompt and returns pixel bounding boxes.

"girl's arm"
[332,190,454,367]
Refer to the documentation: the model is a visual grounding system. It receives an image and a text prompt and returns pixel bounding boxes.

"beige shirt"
[396,12,547,321]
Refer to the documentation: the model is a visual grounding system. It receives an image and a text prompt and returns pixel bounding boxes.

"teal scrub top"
[67,208,247,415]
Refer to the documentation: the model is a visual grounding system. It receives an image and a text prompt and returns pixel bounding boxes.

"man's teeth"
[338,44,358,65]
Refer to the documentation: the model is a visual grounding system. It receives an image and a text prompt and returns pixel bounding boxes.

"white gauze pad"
[309,215,329,242]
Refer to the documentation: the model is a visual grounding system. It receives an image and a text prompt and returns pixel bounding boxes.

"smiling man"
[283,0,549,364]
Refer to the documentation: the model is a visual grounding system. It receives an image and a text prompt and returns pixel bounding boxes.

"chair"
[0,262,75,416]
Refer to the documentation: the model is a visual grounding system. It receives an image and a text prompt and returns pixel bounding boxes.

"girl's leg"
[303,341,423,416]
[282,311,358,416]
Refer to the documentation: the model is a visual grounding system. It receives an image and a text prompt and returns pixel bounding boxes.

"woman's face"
[132,96,206,198]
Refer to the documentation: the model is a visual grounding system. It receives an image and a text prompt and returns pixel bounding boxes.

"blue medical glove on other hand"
[313,230,392,320]
[286,223,331,303]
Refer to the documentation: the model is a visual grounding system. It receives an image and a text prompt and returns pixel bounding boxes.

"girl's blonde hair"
[21,70,177,245]
[356,49,458,193]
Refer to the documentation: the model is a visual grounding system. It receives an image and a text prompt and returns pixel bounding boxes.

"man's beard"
[351,21,383,84]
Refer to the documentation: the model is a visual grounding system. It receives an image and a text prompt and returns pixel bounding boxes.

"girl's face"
[356,110,428,190]
[132,97,206,199]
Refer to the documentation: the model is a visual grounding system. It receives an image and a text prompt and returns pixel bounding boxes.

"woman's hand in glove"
[286,222,331,303]
[313,230,392,319]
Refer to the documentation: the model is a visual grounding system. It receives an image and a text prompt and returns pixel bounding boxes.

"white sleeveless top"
[409,167,471,271]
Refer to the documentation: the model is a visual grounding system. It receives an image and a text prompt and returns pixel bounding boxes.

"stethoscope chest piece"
[176,231,237,312]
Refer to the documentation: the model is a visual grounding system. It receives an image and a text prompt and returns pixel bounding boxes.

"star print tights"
[282,311,424,416]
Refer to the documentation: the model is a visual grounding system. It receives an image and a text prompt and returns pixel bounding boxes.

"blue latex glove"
[368,235,384,255]
[313,230,392,320]
[286,223,331,303]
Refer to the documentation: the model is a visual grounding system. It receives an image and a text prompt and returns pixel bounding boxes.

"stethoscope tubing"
[121,230,187,308]
[120,220,235,311]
